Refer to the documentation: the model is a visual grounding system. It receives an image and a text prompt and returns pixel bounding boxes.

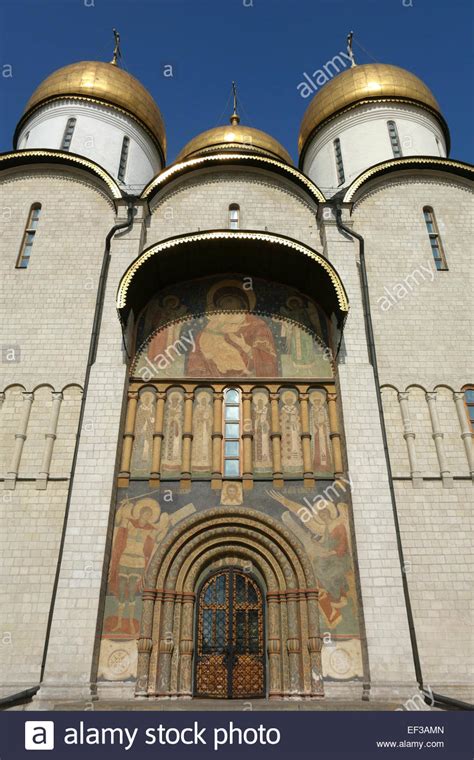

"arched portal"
[135,508,323,700]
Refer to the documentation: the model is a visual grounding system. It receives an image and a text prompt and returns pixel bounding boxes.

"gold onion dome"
[18,60,166,159]
[299,63,444,157]
[176,111,293,166]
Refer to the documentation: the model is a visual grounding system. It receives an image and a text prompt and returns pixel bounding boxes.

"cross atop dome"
[110,28,122,66]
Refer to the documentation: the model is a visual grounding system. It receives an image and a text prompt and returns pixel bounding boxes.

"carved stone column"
[327,392,343,478]
[5,391,34,489]
[150,390,166,485]
[242,391,254,489]
[299,392,314,488]
[36,391,63,490]
[135,588,156,696]
[181,391,194,486]
[270,392,283,487]
[453,391,474,480]
[426,391,453,487]
[211,390,223,489]
[156,591,176,696]
[118,390,138,487]
[177,593,195,698]
[266,593,283,699]
[286,590,302,697]
[398,391,423,487]
[306,589,324,697]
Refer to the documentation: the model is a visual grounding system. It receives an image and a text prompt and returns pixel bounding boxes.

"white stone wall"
[0,167,115,693]
[303,104,447,197]
[395,480,473,700]
[36,205,145,703]
[0,481,70,696]
[146,167,319,249]
[353,175,473,390]
[320,212,418,700]
[17,100,162,192]
[352,174,474,699]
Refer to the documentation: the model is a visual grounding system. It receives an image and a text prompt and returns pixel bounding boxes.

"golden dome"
[176,117,293,165]
[299,63,443,156]
[19,61,166,159]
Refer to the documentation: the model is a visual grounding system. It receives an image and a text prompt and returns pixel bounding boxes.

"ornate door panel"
[194,568,265,698]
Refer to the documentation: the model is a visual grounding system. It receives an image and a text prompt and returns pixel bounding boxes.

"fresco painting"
[280,389,304,474]
[309,389,333,476]
[130,389,156,477]
[191,388,213,475]
[98,482,362,683]
[252,389,272,476]
[133,276,334,379]
[161,388,184,476]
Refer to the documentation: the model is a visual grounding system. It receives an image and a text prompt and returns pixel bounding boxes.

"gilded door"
[194,568,265,698]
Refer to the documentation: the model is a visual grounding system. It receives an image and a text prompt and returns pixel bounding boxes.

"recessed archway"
[116,230,349,331]
[136,507,324,700]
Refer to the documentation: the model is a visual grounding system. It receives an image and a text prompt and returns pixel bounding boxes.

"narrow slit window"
[23,131,30,148]
[223,388,241,476]
[229,203,240,229]
[423,206,448,271]
[118,136,130,182]
[463,387,474,431]
[387,120,402,158]
[61,117,76,151]
[16,203,41,269]
[333,138,345,185]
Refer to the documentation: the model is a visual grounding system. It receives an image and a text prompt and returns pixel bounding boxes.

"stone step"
[50,698,412,712]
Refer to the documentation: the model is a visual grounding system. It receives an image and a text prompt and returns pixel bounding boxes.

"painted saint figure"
[146,295,188,373]
[280,390,303,473]
[309,390,333,475]
[267,490,353,628]
[108,498,170,634]
[187,281,278,377]
[130,389,156,475]
[252,390,272,473]
[161,389,184,474]
[191,390,213,472]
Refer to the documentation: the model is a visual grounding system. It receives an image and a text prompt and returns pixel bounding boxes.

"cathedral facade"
[0,53,472,708]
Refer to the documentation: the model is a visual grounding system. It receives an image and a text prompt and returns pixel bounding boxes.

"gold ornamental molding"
[343,156,474,203]
[116,229,349,313]
[140,153,326,204]
[0,149,122,200]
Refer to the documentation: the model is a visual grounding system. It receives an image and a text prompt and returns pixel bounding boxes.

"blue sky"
[0,0,472,165]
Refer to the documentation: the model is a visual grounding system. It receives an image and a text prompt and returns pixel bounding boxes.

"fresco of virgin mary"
[187,279,278,377]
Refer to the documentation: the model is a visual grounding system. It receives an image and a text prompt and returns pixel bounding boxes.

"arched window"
[229,203,240,229]
[61,117,76,151]
[387,120,402,158]
[423,206,448,270]
[118,136,130,182]
[333,138,345,185]
[16,203,41,269]
[223,388,241,476]
[463,387,474,431]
